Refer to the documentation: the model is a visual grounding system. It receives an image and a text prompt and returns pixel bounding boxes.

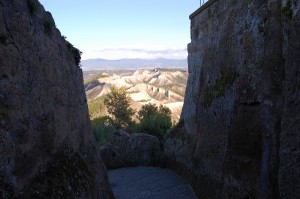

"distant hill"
[84,68,188,121]
[81,58,187,71]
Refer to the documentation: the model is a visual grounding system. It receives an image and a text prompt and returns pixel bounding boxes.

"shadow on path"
[108,166,198,199]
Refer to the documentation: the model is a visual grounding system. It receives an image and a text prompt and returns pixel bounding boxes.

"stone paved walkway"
[108,166,198,199]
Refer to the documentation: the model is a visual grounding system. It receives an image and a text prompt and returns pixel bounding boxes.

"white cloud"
[81,47,187,60]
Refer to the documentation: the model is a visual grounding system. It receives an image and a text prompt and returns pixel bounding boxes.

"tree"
[138,103,158,120]
[104,86,135,128]
[137,103,172,140]
[92,116,115,145]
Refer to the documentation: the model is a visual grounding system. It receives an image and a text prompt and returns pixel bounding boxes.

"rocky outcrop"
[0,0,113,198]
[165,0,300,198]
[101,130,162,169]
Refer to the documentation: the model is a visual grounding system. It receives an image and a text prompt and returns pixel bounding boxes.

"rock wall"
[0,0,113,198]
[101,130,162,169]
[165,0,299,198]
[279,0,300,198]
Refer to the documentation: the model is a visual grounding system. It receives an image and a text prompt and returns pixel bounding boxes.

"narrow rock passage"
[108,166,198,199]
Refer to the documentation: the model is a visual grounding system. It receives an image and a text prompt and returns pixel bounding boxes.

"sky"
[39,0,200,60]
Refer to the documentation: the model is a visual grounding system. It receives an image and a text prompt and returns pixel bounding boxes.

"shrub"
[43,20,54,33]
[136,103,172,141]
[87,96,106,119]
[104,86,135,128]
[92,116,116,145]
[63,37,82,67]
[27,0,39,14]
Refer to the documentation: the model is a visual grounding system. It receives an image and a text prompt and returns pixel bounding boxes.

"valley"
[83,68,188,122]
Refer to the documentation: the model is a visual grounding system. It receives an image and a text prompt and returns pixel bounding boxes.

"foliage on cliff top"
[63,36,82,67]
[27,0,39,14]
[43,20,55,33]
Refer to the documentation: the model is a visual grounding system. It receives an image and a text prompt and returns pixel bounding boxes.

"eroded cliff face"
[0,0,113,198]
[165,0,299,198]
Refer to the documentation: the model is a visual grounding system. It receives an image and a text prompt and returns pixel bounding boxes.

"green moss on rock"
[27,0,39,14]
[21,148,93,198]
[43,20,55,33]
[281,0,293,19]
[203,69,239,108]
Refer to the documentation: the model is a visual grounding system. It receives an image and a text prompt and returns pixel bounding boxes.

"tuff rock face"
[165,0,300,198]
[0,0,113,198]
[101,130,162,169]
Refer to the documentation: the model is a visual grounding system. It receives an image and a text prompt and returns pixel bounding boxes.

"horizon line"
[81,57,187,61]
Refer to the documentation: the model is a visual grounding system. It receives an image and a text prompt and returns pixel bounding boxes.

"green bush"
[91,91,172,143]
[27,0,39,14]
[92,116,116,145]
[43,20,54,33]
[136,103,172,141]
[104,86,135,128]
[88,97,106,119]
[64,37,82,67]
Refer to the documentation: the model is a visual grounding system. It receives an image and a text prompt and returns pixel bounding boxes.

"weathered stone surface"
[165,0,299,198]
[101,130,162,169]
[279,0,300,198]
[108,166,198,199]
[126,133,162,167]
[0,0,113,198]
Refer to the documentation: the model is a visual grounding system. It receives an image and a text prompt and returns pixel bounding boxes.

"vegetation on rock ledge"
[27,0,39,14]
[63,36,82,67]
[43,20,55,33]
[281,0,293,19]
[203,69,239,108]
